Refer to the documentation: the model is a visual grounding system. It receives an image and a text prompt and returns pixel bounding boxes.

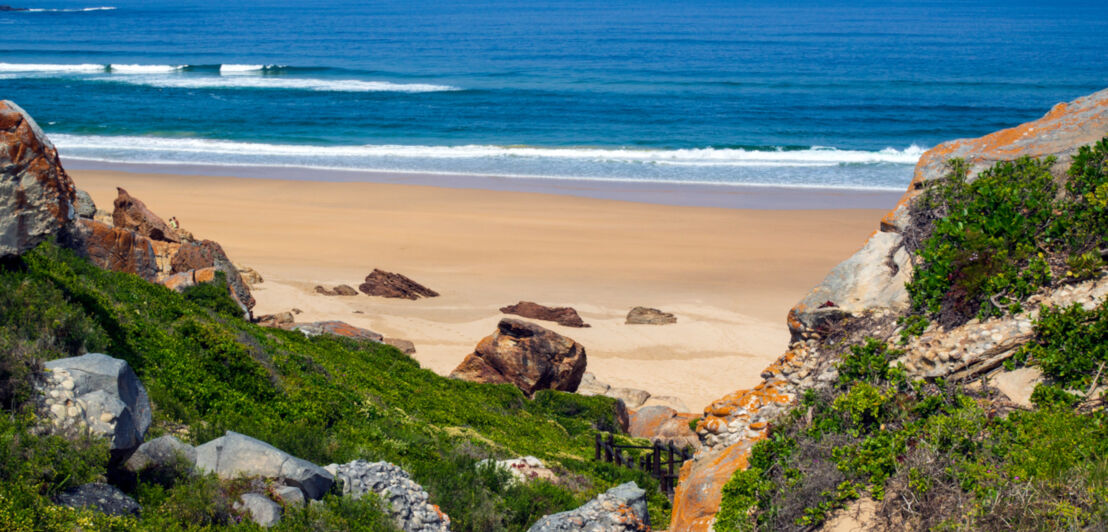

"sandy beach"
[73,169,890,411]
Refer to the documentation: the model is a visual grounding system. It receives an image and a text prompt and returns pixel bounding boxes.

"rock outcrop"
[359,269,439,299]
[325,460,451,532]
[477,456,557,485]
[55,483,141,517]
[384,337,417,354]
[626,306,677,325]
[628,405,701,450]
[668,88,1108,532]
[527,482,650,532]
[74,189,97,219]
[292,321,384,342]
[500,301,590,328]
[73,218,160,281]
[450,318,587,395]
[39,353,152,454]
[315,284,358,296]
[112,187,180,243]
[195,431,334,500]
[0,100,77,259]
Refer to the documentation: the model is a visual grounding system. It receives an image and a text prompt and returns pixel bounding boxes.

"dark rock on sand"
[500,301,589,328]
[358,268,439,299]
[625,306,677,325]
[315,284,359,296]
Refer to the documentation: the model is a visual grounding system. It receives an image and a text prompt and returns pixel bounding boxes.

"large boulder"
[358,268,439,299]
[528,482,650,531]
[168,238,255,310]
[74,189,97,219]
[450,318,587,396]
[112,187,179,243]
[194,431,334,500]
[628,405,701,450]
[500,301,589,328]
[324,460,451,532]
[72,218,160,281]
[55,483,141,517]
[0,100,77,258]
[40,353,152,453]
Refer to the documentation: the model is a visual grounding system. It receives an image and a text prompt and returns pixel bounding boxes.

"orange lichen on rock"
[670,440,757,532]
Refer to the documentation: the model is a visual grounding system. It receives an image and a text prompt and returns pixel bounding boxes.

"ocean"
[1,0,1106,191]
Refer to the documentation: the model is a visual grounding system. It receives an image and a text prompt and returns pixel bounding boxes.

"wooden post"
[595,433,602,461]
[605,433,614,462]
[667,443,676,494]
[653,440,662,478]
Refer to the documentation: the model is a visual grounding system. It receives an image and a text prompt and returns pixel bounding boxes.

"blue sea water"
[1,0,1106,190]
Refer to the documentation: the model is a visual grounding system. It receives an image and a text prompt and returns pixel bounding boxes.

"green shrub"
[1019,300,1108,389]
[181,270,244,318]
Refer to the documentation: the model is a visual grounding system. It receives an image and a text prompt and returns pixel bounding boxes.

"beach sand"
[72,169,889,412]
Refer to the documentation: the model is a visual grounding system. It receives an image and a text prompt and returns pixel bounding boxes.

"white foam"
[0,62,104,73]
[219,64,265,74]
[111,75,459,93]
[24,6,116,12]
[108,64,185,74]
[49,134,924,166]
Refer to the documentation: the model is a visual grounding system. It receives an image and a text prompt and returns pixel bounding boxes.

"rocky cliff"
[670,87,1108,531]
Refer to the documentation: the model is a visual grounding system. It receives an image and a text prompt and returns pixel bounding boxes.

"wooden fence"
[594,432,693,496]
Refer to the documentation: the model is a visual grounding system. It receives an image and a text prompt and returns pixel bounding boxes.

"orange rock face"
[628,405,701,450]
[112,187,180,243]
[671,442,755,532]
[0,100,77,258]
[76,219,159,281]
[449,318,587,396]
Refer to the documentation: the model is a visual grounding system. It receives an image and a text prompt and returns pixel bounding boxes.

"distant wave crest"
[0,62,459,93]
[23,6,116,12]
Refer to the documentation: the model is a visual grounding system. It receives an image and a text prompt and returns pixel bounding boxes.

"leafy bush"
[1019,300,1108,389]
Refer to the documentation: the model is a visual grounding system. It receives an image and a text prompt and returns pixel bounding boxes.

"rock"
[992,366,1044,409]
[314,284,358,296]
[55,483,141,517]
[236,265,263,286]
[93,208,113,226]
[575,372,611,396]
[450,318,587,396]
[112,187,179,243]
[256,311,296,329]
[124,435,197,485]
[40,353,152,453]
[236,493,282,528]
[358,269,439,299]
[625,306,677,325]
[0,100,77,259]
[74,189,97,219]
[384,337,417,354]
[292,321,384,342]
[790,231,911,337]
[628,406,701,450]
[169,239,254,309]
[324,460,451,532]
[606,387,651,409]
[500,301,589,328]
[642,395,690,412]
[528,482,650,532]
[477,456,558,485]
[274,485,305,508]
[73,218,159,281]
[670,444,752,532]
[194,431,334,500]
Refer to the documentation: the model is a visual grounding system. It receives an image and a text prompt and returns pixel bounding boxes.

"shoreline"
[64,159,905,211]
[71,168,892,410]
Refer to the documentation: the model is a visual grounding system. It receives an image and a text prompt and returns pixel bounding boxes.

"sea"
[1,0,1106,191]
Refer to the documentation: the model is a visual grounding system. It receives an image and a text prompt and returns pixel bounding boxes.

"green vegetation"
[906,138,1108,327]
[715,336,1108,531]
[0,241,668,530]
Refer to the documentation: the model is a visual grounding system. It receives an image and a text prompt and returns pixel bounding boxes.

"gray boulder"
[274,485,306,508]
[324,460,451,531]
[75,189,97,219]
[195,431,334,500]
[528,482,650,532]
[55,483,141,517]
[235,493,282,528]
[0,100,77,259]
[124,435,197,485]
[40,353,152,452]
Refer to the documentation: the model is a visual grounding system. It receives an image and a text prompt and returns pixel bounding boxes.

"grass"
[0,241,669,530]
